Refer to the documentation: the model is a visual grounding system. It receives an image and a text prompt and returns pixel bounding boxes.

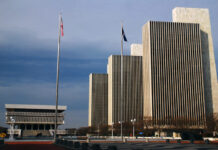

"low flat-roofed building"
[5,104,67,137]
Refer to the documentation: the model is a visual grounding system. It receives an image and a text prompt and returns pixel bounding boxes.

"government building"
[89,74,108,127]
[107,55,143,125]
[5,104,67,137]
[88,7,218,130]
[172,7,218,119]
[143,21,206,128]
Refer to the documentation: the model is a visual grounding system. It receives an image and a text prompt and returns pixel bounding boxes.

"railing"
[49,129,66,136]
[22,130,50,136]
[6,116,64,124]
[7,129,21,136]
[6,112,64,117]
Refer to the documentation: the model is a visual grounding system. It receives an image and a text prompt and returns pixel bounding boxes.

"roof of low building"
[5,104,67,110]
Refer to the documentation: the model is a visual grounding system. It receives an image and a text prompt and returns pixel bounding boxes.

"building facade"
[131,44,143,56]
[142,21,206,128]
[88,7,217,130]
[5,104,67,136]
[172,7,218,117]
[108,55,143,125]
[88,74,108,127]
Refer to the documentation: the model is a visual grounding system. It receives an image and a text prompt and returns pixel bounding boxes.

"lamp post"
[118,121,123,138]
[131,118,136,138]
[9,116,15,141]
[98,123,100,137]
[111,122,114,138]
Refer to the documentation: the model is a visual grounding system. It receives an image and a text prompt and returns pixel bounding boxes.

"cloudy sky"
[0,0,218,128]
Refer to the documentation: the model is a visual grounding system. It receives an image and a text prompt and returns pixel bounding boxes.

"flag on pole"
[55,13,63,141]
[122,27,127,42]
[60,16,64,37]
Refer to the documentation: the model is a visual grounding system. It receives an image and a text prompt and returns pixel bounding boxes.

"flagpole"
[120,23,123,140]
[54,13,61,141]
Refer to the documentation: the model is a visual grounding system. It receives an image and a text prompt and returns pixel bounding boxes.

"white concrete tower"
[172,7,218,116]
[131,44,143,56]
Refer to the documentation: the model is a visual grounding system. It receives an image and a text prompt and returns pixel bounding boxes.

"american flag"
[60,16,64,37]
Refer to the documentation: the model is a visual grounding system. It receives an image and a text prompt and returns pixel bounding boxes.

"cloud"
[1,0,218,129]
[0,33,109,85]
[0,81,89,107]
[63,109,88,128]
[0,81,89,128]
[0,29,109,128]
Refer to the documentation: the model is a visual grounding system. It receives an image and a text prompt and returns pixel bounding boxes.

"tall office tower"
[142,21,206,127]
[131,44,143,56]
[172,7,218,117]
[88,74,108,127]
[108,55,143,125]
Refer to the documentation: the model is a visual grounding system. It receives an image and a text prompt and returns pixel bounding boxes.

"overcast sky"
[0,0,218,128]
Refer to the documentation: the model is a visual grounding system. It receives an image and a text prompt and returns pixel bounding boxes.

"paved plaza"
[1,144,65,150]
[96,143,218,150]
[86,143,218,150]
[1,142,218,150]
[57,142,218,150]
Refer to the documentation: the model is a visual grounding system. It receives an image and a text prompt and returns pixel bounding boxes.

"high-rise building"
[108,55,143,125]
[142,21,206,127]
[131,44,143,56]
[172,7,218,117]
[88,7,217,130]
[88,74,108,127]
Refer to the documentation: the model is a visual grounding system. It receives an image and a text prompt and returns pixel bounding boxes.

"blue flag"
[122,27,127,42]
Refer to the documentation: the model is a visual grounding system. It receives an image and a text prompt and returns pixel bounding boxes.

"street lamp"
[98,123,100,137]
[131,118,136,138]
[118,121,123,139]
[111,122,114,138]
[9,116,15,141]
